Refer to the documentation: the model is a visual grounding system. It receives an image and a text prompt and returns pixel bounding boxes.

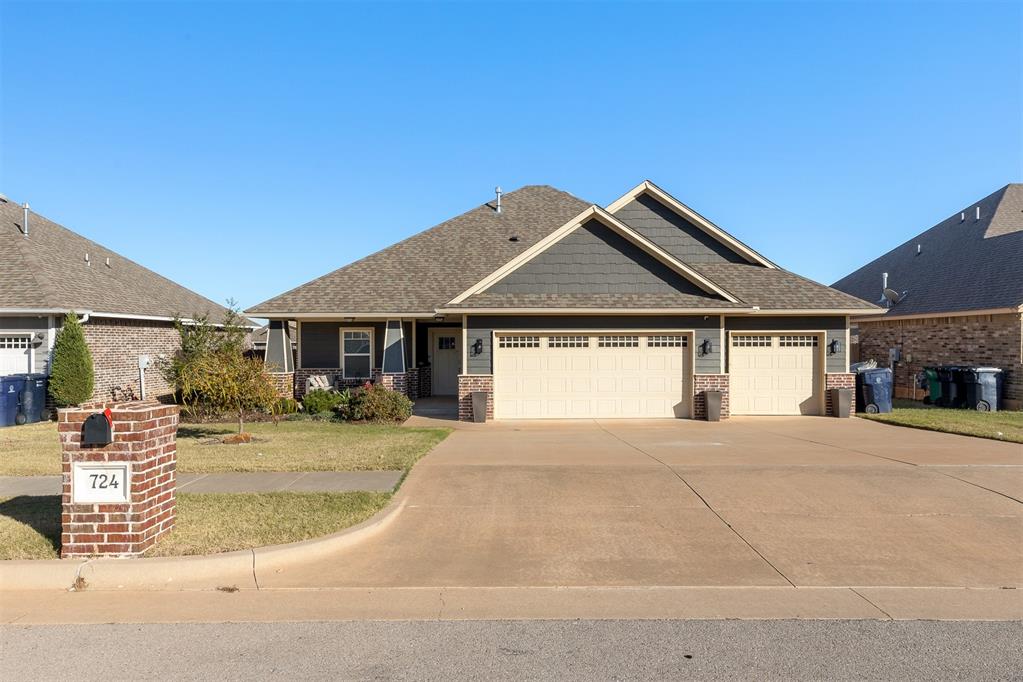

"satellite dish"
[883,288,906,304]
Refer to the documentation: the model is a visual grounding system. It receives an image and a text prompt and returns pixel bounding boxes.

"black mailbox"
[82,410,113,447]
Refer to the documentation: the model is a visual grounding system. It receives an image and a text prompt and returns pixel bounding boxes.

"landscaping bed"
[0,491,390,560]
[0,420,450,476]
[859,401,1023,443]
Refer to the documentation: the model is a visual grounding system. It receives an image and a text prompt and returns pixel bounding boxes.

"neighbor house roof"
[248,182,879,317]
[0,197,246,324]
[832,184,1023,318]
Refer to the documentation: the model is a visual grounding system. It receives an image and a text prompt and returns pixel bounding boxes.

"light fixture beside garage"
[828,338,843,356]
[698,338,713,356]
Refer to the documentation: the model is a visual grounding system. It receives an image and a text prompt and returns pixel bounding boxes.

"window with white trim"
[597,335,639,348]
[732,335,772,347]
[342,330,372,378]
[548,336,589,348]
[438,336,456,350]
[0,336,31,349]
[647,335,686,348]
[498,336,540,348]
[779,335,818,347]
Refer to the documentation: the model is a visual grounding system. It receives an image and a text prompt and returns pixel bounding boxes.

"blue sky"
[2,1,1020,314]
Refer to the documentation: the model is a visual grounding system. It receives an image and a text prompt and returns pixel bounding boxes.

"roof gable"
[607,181,777,268]
[448,205,738,305]
[832,184,1023,316]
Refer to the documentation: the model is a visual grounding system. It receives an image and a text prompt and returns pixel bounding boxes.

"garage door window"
[779,335,818,347]
[0,336,30,349]
[548,336,589,348]
[732,335,772,347]
[647,335,686,347]
[597,335,639,348]
[498,336,540,348]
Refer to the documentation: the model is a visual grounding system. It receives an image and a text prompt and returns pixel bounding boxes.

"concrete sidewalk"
[0,471,402,496]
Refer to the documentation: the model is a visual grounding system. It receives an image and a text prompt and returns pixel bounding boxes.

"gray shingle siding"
[724,315,848,373]
[489,219,713,297]
[466,315,722,375]
[612,194,748,264]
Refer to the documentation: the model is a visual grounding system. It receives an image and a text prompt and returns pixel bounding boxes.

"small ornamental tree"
[49,313,95,406]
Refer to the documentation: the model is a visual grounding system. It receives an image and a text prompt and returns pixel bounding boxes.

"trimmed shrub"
[49,313,94,406]
[276,397,300,414]
[357,384,413,422]
[303,389,342,415]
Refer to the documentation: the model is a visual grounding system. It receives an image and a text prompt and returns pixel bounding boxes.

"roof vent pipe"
[495,186,502,214]
[22,202,29,238]
[960,212,965,222]
[917,244,922,255]
[975,206,981,220]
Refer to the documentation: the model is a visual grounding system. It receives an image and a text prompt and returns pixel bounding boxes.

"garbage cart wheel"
[976,400,991,412]
[14,413,26,426]
[865,404,879,414]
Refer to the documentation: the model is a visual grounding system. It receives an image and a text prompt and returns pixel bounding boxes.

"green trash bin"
[922,367,941,405]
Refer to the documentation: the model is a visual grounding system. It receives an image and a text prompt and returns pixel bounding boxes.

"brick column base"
[825,373,856,417]
[59,400,179,558]
[693,374,730,420]
[418,366,432,398]
[405,368,419,399]
[379,372,408,396]
[268,372,295,399]
[457,375,493,422]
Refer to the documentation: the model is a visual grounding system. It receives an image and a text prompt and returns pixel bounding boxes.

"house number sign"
[72,463,131,504]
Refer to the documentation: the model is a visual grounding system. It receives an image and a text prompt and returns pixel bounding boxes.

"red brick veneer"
[693,374,730,420]
[825,372,856,417]
[59,400,179,558]
[457,375,493,422]
[80,317,179,402]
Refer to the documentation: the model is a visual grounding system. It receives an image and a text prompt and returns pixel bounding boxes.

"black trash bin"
[959,367,1003,412]
[18,373,49,424]
[856,367,893,414]
[935,366,965,408]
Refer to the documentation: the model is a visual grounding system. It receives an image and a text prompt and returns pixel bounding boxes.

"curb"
[0,485,409,592]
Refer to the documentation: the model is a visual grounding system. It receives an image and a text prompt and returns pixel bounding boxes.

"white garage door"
[729,334,821,415]
[493,333,688,419]
[0,336,31,375]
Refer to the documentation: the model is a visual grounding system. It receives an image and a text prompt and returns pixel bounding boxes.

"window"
[0,336,30,349]
[732,335,772,347]
[548,336,589,348]
[498,336,540,348]
[647,335,686,348]
[779,335,818,347]
[342,330,372,378]
[438,337,456,350]
[597,335,639,348]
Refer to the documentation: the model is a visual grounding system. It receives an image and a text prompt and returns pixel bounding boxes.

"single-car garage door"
[0,336,31,375]
[494,333,688,419]
[729,334,821,415]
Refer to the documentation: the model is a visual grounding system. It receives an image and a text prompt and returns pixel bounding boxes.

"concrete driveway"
[264,418,1023,589]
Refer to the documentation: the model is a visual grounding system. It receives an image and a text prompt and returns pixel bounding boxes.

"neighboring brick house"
[247,181,878,421]
[832,184,1023,410]
[0,196,249,403]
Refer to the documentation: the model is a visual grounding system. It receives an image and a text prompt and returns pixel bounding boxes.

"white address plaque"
[72,463,131,504]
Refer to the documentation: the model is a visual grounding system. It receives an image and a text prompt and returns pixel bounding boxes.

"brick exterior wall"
[856,312,1022,409]
[693,374,730,420]
[418,366,432,398]
[458,374,493,422]
[294,368,379,399]
[80,318,180,402]
[825,372,856,417]
[294,368,425,400]
[58,401,179,558]
[268,372,294,399]
[378,372,407,396]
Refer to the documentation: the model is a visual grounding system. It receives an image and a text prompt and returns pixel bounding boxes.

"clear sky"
[2,1,1020,315]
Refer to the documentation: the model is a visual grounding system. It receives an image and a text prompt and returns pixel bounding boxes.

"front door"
[431,331,461,395]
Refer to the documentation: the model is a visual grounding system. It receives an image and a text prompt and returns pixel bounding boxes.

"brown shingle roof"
[450,292,748,310]
[693,263,878,310]
[0,198,242,324]
[831,185,1023,316]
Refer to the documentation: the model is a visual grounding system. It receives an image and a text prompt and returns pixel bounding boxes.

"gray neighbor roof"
[248,184,877,315]
[0,197,244,324]
[832,184,1023,317]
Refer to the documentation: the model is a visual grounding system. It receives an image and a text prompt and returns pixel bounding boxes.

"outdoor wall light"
[471,338,484,356]
[699,338,713,356]
[828,339,842,355]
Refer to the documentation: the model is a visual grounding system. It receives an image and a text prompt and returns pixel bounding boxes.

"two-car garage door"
[729,334,822,415]
[494,334,688,419]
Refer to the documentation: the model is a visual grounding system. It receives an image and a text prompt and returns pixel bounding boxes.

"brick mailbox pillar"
[58,400,179,558]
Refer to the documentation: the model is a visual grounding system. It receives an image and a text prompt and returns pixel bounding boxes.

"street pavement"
[3,619,1021,680]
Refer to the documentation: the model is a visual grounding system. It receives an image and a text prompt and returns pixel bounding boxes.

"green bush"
[49,313,94,406]
[303,389,341,415]
[276,397,299,414]
[357,384,413,422]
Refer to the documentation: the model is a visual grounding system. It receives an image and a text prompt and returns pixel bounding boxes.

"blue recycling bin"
[959,367,1003,412]
[855,367,893,414]
[18,373,49,423]
[0,375,26,427]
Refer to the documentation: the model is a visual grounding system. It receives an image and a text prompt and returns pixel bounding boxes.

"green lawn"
[0,420,449,476]
[860,401,1023,443]
[0,492,390,560]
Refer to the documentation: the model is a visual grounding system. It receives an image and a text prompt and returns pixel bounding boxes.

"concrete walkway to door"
[261,416,1023,591]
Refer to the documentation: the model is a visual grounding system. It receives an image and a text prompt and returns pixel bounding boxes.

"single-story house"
[0,195,249,402]
[832,184,1022,410]
[246,181,879,421]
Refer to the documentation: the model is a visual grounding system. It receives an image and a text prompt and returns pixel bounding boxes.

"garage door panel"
[730,334,821,416]
[494,334,688,419]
